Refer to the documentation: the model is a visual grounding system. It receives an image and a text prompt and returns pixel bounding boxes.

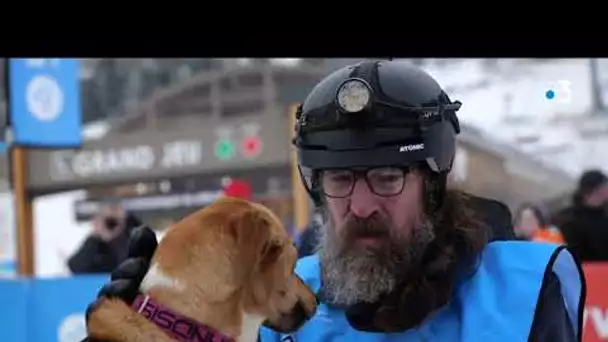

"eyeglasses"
[319,167,408,198]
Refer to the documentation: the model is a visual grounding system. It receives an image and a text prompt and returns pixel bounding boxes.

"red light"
[241,136,263,158]
[223,179,252,199]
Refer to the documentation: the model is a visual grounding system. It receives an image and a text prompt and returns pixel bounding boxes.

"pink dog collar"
[132,294,235,342]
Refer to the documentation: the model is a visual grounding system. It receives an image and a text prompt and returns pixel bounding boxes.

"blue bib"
[260,241,583,342]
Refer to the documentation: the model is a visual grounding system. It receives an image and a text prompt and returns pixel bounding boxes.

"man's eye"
[378,175,401,182]
[331,175,352,182]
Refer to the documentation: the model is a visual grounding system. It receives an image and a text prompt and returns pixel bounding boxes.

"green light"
[214,139,236,160]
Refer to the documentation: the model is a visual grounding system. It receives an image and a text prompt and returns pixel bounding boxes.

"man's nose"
[349,179,379,218]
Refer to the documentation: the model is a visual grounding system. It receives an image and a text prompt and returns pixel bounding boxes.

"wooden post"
[289,104,310,234]
[12,146,34,276]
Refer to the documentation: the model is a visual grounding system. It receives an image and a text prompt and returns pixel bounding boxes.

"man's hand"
[85,226,158,322]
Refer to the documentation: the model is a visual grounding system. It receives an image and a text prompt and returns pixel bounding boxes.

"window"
[187,59,219,73]
[157,84,212,117]
[237,72,264,88]
[175,102,212,117]
[156,97,212,118]
[179,84,211,100]
[274,72,322,104]
[301,58,325,67]
[141,71,165,99]
[220,98,265,118]
[220,77,233,92]
[156,100,177,117]
[116,114,148,133]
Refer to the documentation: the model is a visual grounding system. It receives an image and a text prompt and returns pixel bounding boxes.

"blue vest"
[260,241,584,342]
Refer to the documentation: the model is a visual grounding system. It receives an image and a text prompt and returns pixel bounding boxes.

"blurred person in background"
[68,202,142,274]
[296,211,323,258]
[557,169,608,262]
[514,203,564,244]
[82,60,584,341]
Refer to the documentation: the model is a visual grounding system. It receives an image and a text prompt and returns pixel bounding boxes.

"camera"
[104,217,120,231]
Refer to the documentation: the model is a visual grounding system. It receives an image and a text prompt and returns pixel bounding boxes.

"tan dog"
[86,197,317,342]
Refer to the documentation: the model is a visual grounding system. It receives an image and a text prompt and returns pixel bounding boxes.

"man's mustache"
[341,214,391,242]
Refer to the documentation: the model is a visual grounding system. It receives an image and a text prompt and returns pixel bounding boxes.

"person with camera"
[68,202,142,275]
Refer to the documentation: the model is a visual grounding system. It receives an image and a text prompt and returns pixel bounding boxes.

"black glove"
[84,225,158,323]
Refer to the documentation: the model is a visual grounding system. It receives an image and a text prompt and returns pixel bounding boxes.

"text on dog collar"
[132,294,235,342]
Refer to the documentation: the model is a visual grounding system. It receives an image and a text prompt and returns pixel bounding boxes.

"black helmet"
[293,60,462,208]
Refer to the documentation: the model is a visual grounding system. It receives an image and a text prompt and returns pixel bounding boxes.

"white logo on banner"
[57,313,86,342]
[26,75,64,122]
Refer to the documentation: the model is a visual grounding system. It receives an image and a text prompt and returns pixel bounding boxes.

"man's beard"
[318,212,436,307]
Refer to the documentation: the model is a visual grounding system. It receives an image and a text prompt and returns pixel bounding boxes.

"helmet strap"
[424,171,449,215]
[297,166,324,207]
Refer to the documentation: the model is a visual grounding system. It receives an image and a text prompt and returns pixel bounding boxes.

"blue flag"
[8,58,82,147]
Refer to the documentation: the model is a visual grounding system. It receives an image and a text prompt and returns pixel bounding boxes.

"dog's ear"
[230,206,286,305]
[230,207,284,274]
[259,238,283,271]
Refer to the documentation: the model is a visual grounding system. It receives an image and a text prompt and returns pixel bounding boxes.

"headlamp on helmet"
[336,78,372,114]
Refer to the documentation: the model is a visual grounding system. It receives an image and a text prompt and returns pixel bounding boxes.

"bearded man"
[82,60,585,342]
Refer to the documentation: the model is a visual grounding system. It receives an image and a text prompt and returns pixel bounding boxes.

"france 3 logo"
[544,80,572,104]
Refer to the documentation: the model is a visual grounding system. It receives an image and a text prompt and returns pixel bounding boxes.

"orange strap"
[532,229,565,244]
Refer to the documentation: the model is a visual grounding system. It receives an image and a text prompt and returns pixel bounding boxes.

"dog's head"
[147,197,317,334]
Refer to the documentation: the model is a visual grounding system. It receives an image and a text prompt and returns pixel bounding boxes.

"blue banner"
[0,275,108,342]
[8,58,82,147]
[0,279,28,342]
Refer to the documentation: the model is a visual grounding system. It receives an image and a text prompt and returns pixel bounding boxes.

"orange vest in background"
[532,227,565,244]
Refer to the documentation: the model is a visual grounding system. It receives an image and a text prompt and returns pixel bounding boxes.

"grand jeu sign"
[50,140,201,180]
[25,113,290,193]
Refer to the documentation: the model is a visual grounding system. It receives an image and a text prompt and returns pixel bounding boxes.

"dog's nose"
[296,298,316,321]
[293,300,307,322]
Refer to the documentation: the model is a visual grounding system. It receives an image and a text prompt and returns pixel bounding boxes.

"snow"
[427,58,607,178]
